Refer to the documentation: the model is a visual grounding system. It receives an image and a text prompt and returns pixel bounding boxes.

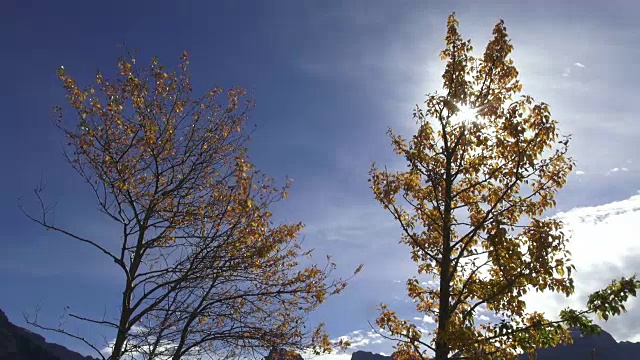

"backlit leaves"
[370,13,579,360]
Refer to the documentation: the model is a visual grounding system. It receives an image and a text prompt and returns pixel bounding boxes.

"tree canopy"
[24,51,357,360]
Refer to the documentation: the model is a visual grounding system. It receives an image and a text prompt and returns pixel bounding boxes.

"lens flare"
[451,104,479,125]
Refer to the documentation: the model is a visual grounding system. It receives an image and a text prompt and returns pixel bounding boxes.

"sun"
[450,104,479,125]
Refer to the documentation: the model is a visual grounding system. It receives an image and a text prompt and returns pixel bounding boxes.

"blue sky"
[1,0,640,358]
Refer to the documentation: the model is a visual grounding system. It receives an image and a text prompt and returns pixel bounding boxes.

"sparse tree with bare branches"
[23,51,358,360]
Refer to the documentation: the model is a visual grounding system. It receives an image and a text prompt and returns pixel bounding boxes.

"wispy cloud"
[562,62,587,77]
[412,315,435,324]
[304,352,353,360]
[336,329,385,348]
[309,329,395,359]
[607,167,630,175]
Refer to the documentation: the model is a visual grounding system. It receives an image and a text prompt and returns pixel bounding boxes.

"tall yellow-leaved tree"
[370,14,639,360]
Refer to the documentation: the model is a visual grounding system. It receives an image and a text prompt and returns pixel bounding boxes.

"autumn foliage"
[25,51,356,360]
[21,14,640,360]
[370,13,639,360]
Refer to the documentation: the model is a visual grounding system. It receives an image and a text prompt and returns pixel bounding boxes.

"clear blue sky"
[2,0,640,358]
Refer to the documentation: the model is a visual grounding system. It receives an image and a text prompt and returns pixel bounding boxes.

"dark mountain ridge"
[0,308,98,360]
[528,328,639,360]
[349,328,640,360]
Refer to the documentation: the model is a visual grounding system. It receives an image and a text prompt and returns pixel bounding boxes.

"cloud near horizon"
[315,192,640,359]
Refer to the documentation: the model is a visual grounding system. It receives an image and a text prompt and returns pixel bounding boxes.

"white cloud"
[562,62,587,77]
[607,167,630,175]
[306,354,353,360]
[335,329,386,349]
[523,193,640,342]
[575,170,585,175]
[319,329,395,359]
[412,315,434,324]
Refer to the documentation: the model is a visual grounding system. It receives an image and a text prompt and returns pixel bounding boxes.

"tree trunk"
[110,294,131,360]
[435,148,454,360]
